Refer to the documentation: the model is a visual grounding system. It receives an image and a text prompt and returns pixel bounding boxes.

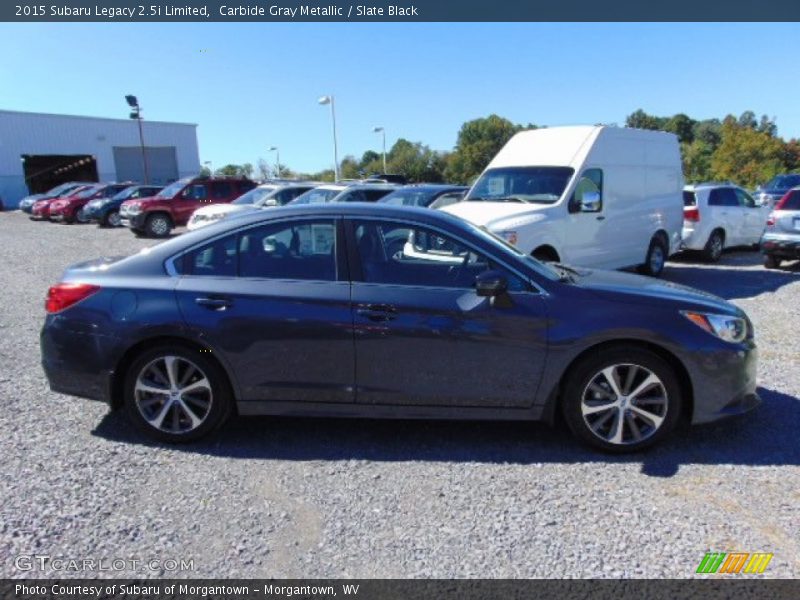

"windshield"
[157,179,190,199]
[233,186,278,206]
[74,185,103,199]
[111,186,141,201]
[467,166,574,204]
[379,189,437,207]
[46,182,79,196]
[460,221,562,282]
[291,188,342,205]
[766,174,800,189]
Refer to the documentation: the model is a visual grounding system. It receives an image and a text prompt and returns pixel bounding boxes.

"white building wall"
[0,110,200,208]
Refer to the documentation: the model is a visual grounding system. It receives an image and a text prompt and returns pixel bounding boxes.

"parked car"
[681,183,767,261]
[82,185,164,227]
[186,182,317,231]
[378,184,469,208]
[753,174,800,208]
[49,183,134,224]
[119,176,257,237]
[442,126,684,276]
[366,173,408,185]
[41,203,759,452]
[30,184,95,221]
[20,182,93,214]
[290,182,399,205]
[761,187,800,268]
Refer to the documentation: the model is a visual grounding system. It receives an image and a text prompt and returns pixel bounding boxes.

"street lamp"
[317,95,339,181]
[125,94,149,184]
[373,126,386,173]
[268,146,280,178]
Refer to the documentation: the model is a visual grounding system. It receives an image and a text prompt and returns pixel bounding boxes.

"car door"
[564,168,616,268]
[174,217,355,405]
[347,218,548,408]
[735,188,767,244]
[173,182,208,224]
[706,187,739,244]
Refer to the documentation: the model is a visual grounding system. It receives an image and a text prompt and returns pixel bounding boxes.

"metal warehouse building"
[0,109,201,208]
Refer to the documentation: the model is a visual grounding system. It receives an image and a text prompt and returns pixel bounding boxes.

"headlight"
[499,230,518,245]
[126,204,141,215]
[681,311,748,343]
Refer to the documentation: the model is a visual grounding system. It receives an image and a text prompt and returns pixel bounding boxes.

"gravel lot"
[0,210,798,579]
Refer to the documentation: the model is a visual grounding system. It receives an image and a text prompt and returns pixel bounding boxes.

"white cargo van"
[442,126,684,276]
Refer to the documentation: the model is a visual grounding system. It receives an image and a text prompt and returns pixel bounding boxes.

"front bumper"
[761,233,800,259]
[121,212,146,229]
[689,340,760,424]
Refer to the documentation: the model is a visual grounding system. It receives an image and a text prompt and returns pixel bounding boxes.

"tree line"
[204,110,800,190]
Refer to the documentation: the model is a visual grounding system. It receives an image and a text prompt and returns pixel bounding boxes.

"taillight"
[45,283,100,313]
[774,192,791,210]
[766,213,776,227]
[685,207,700,222]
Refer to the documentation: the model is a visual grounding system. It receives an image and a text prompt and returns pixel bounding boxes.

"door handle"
[596,215,606,221]
[356,303,397,322]
[195,297,232,310]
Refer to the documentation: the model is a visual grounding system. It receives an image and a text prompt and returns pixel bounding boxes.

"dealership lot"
[0,211,798,578]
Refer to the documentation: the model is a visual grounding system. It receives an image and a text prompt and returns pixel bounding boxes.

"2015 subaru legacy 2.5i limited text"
[40,204,759,453]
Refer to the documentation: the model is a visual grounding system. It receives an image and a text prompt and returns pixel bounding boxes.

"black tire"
[144,213,172,238]
[764,254,782,269]
[76,209,90,224]
[561,346,682,453]
[131,228,145,237]
[703,230,724,263]
[123,344,233,443]
[639,236,667,276]
[532,247,559,263]
[101,210,121,228]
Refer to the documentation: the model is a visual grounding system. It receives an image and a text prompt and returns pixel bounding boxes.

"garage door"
[113,146,179,185]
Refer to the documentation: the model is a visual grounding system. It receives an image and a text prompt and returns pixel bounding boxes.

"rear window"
[780,190,800,210]
[683,191,696,207]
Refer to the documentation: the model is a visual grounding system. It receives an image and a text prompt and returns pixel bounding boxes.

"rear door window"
[781,190,800,210]
[708,188,738,207]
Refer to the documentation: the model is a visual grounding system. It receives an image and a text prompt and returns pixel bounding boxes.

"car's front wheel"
[123,345,232,443]
[562,346,682,453]
[144,213,172,238]
[639,236,667,276]
[102,210,121,227]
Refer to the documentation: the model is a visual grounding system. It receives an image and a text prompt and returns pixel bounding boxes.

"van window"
[570,169,603,212]
[467,167,574,204]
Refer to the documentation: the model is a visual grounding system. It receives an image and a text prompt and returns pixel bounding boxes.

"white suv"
[682,183,768,261]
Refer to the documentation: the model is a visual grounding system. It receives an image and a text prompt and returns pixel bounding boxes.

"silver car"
[761,186,800,268]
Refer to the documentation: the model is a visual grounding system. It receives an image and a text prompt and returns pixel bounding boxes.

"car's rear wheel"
[76,209,90,224]
[562,347,682,453]
[703,230,724,262]
[145,213,172,238]
[102,210,121,227]
[764,254,782,269]
[639,236,667,276]
[123,345,232,443]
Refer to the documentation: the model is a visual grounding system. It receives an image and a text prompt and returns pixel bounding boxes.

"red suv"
[119,176,256,237]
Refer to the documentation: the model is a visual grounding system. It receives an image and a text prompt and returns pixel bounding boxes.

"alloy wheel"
[134,355,213,434]
[649,245,665,274]
[580,363,668,446]
[107,211,121,227]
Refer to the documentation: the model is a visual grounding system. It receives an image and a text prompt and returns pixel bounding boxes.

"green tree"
[710,116,785,187]
[386,139,445,182]
[339,156,362,180]
[625,109,667,131]
[783,139,800,172]
[664,113,696,144]
[682,140,714,183]
[444,115,524,184]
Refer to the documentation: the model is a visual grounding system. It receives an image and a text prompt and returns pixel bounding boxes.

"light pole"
[373,126,386,173]
[268,146,280,178]
[318,95,339,181]
[125,95,149,184]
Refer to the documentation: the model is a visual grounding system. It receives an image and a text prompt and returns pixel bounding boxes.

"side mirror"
[580,191,602,212]
[475,270,508,297]
[263,198,278,207]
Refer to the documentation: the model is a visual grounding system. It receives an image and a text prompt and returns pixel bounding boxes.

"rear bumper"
[761,233,800,258]
[681,225,707,251]
[40,321,118,404]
